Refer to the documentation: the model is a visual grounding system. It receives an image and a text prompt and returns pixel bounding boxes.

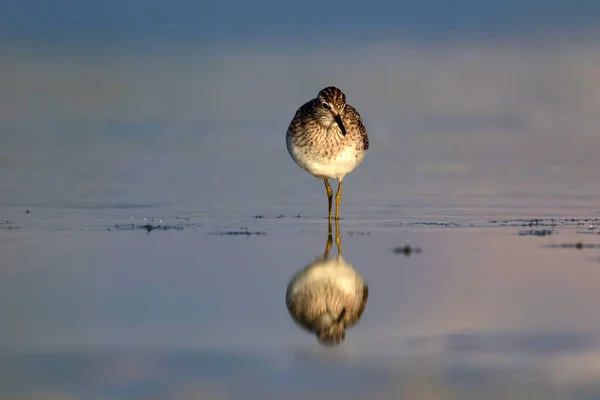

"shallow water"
[2,40,600,399]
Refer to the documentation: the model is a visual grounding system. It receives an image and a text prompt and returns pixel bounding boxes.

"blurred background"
[3,2,600,399]
[2,0,600,216]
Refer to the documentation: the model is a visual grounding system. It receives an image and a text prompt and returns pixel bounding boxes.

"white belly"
[289,144,362,180]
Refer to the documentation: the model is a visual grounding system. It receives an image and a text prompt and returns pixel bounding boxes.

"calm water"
[2,40,600,399]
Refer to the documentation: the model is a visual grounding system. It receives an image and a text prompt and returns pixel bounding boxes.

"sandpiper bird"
[286,221,369,346]
[286,86,369,220]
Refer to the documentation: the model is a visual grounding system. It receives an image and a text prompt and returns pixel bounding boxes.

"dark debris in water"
[111,216,204,232]
[392,245,422,257]
[518,229,554,237]
[212,226,266,236]
[492,218,600,229]
[347,231,371,236]
[492,218,559,227]
[113,223,184,232]
[215,231,266,236]
[409,221,461,228]
[0,220,21,230]
[544,242,600,250]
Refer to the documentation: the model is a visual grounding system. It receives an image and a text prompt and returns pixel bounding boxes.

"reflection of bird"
[286,220,368,346]
[286,86,369,221]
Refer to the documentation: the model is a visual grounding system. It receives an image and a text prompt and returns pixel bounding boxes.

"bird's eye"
[322,103,330,110]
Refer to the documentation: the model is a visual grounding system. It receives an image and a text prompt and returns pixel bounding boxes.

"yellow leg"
[335,180,343,221]
[335,218,342,255]
[324,179,333,222]
[324,227,333,259]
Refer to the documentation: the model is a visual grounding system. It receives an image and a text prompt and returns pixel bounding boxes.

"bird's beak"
[334,115,346,136]
[336,307,347,323]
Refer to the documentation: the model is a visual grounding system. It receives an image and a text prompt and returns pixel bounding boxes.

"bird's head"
[315,306,347,346]
[314,86,347,136]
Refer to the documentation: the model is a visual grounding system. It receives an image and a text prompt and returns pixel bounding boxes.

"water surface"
[2,40,600,399]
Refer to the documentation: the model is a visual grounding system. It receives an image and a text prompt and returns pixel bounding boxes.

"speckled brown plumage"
[286,87,369,175]
[286,86,369,220]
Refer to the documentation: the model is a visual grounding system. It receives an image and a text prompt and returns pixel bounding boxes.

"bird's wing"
[346,105,369,151]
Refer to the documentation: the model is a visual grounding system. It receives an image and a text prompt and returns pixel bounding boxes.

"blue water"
[2,39,600,399]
